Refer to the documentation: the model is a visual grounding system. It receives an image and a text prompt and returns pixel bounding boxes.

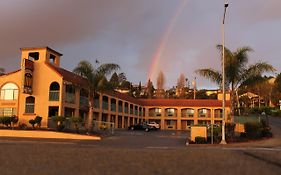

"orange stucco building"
[0,47,231,130]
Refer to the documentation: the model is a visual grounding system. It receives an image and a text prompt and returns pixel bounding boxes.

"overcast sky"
[0,0,280,89]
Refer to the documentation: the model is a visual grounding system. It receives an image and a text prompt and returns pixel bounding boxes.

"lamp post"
[221,1,228,145]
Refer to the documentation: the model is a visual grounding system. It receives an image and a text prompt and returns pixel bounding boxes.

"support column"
[177,108,181,130]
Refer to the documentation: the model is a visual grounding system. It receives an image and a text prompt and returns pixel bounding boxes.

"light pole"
[221,1,228,145]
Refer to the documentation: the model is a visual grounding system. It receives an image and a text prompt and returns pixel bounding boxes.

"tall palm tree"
[196,45,275,115]
[73,60,120,132]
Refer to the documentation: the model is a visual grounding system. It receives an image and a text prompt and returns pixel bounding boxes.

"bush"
[29,116,42,129]
[226,123,236,141]
[52,116,66,131]
[244,122,262,139]
[29,119,36,128]
[195,136,206,144]
[34,116,42,128]
[0,116,18,127]
[271,110,281,117]
[71,117,82,131]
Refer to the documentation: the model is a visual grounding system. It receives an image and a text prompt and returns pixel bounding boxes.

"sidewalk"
[0,130,101,140]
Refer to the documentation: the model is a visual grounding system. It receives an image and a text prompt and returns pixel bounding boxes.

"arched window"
[0,83,19,100]
[49,82,60,101]
[25,96,35,113]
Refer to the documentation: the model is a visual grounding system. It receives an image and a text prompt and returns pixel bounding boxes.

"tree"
[109,72,119,88]
[271,73,281,105]
[0,68,5,75]
[156,71,165,90]
[176,73,187,98]
[196,45,275,115]
[73,60,119,133]
[155,71,165,98]
[146,79,155,99]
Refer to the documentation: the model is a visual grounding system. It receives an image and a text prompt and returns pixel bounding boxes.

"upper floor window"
[49,82,60,101]
[0,83,19,100]
[28,52,39,61]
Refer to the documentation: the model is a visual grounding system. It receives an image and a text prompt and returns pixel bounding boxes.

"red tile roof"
[104,91,140,104]
[46,63,88,86]
[103,91,230,108]
[138,99,231,107]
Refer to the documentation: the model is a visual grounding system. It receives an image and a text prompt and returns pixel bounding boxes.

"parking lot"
[0,117,281,175]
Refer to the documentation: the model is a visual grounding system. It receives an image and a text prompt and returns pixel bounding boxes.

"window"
[182,108,194,118]
[198,109,210,118]
[0,108,16,116]
[49,82,60,101]
[49,54,56,64]
[28,52,39,61]
[166,108,175,116]
[0,83,18,100]
[155,108,161,116]
[25,96,35,113]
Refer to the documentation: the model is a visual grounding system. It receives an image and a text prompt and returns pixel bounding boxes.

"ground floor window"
[0,108,16,116]
[25,96,35,113]
[186,120,194,126]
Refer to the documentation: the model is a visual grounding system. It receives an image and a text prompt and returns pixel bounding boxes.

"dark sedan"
[128,123,151,132]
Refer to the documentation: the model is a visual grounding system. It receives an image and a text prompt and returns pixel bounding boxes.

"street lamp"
[221,1,228,145]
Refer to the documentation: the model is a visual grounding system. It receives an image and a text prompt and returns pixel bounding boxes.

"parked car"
[147,122,160,130]
[128,123,153,132]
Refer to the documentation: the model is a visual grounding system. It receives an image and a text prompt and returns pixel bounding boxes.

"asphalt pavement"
[0,117,281,175]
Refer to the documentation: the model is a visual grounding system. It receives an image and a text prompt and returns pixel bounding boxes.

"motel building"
[0,47,231,130]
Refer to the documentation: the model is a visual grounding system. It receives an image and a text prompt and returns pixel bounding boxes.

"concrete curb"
[0,130,101,140]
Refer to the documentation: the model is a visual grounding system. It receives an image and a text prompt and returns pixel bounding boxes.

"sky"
[0,0,280,89]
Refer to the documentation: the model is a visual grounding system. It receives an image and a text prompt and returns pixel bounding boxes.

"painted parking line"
[145,146,170,149]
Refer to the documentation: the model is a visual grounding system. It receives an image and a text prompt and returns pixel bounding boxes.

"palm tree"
[196,45,275,115]
[73,60,120,133]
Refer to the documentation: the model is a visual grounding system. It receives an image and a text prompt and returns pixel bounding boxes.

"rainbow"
[147,0,188,83]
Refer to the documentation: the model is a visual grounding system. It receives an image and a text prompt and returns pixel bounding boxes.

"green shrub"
[271,110,281,117]
[71,117,82,131]
[34,116,42,128]
[226,123,236,141]
[195,136,206,144]
[244,122,262,139]
[52,116,66,131]
[0,116,12,127]
[29,119,36,128]
[52,116,65,123]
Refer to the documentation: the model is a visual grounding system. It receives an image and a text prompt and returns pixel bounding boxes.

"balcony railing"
[80,96,89,107]
[182,113,194,118]
[102,102,109,110]
[49,91,59,101]
[215,113,223,118]
[94,99,100,108]
[111,104,116,112]
[124,107,129,114]
[148,112,161,117]
[118,106,123,112]
[65,93,75,104]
